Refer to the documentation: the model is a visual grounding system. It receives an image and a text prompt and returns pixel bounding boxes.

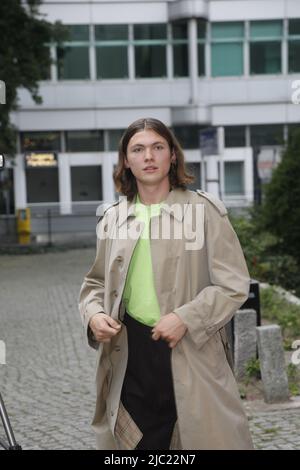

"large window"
[224,162,244,195]
[107,129,125,151]
[250,125,284,147]
[250,21,282,75]
[21,132,61,152]
[289,19,300,73]
[134,24,167,78]
[288,124,300,140]
[172,20,188,77]
[71,166,103,201]
[95,25,129,79]
[26,168,59,203]
[0,169,14,214]
[211,22,244,77]
[224,126,246,148]
[172,125,207,149]
[197,20,206,76]
[57,25,90,80]
[66,130,104,152]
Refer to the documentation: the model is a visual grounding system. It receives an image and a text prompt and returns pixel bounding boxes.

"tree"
[0,0,67,156]
[262,128,300,264]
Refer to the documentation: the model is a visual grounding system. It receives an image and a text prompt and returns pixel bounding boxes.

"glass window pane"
[135,45,166,78]
[173,44,188,77]
[289,19,300,36]
[0,168,14,214]
[21,132,61,152]
[57,47,90,80]
[134,24,167,40]
[250,125,284,146]
[250,42,281,74]
[186,163,201,191]
[66,131,104,152]
[225,126,246,147]
[198,44,205,76]
[225,162,244,195]
[26,168,59,203]
[71,166,103,201]
[96,46,128,78]
[66,25,89,41]
[288,124,300,139]
[211,22,244,40]
[250,21,283,39]
[289,40,300,73]
[173,125,206,149]
[57,46,90,79]
[95,24,128,41]
[107,129,125,151]
[172,21,188,40]
[197,20,207,39]
[211,43,243,76]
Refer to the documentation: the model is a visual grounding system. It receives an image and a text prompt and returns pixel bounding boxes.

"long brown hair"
[113,118,195,201]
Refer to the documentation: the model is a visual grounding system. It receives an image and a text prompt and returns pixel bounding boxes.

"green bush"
[287,363,300,396]
[260,286,300,348]
[261,128,300,265]
[230,212,300,296]
[245,358,261,382]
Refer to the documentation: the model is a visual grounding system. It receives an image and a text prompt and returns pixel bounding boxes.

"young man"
[78,118,254,450]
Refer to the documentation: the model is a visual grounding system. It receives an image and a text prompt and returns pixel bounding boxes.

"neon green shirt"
[122,193,162,327]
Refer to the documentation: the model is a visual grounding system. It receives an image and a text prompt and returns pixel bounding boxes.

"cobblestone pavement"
[0,248,299,450]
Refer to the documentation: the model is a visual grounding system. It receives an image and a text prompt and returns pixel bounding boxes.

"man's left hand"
[152,313,187,348]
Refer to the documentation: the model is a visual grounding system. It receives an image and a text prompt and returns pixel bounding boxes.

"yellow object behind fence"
[16,208,31,245]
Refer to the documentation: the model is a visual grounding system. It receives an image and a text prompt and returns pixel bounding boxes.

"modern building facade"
[4,0,300,224]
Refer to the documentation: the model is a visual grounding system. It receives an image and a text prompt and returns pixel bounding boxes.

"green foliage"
[230,211,300,296]
[239,384,247,400]
[0,0,68,156]
[260,286,300,348]
[287,363,300,396]
[262,427,280,434]
[244,358,261,383]
[261,128,300,265]
[230,128,300,298]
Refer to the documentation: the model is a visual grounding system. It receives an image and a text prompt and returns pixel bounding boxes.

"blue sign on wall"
[199,127,218,156]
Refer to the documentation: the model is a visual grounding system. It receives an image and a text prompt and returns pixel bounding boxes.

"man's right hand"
[89,313,121,343]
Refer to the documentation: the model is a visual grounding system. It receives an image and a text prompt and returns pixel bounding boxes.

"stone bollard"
[234,309,257,379]
[256,325,290,403]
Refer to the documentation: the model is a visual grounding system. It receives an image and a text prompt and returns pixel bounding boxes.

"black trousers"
[121,312,177,450]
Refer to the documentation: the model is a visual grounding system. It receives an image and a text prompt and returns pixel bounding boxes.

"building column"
[188,18,198,105]
[102,156,115,203]
[13,154,27,210]
[58,154,72,214]
[206,157,219,197]
[282,18,288,75]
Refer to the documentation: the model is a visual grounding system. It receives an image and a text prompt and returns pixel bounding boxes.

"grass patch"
[262,427,280,434]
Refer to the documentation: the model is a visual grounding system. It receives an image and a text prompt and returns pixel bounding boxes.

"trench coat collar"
[117,188,191,228]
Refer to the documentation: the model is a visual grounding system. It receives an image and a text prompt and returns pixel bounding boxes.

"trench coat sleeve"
[173,201,250,350]
[78,217,106,350]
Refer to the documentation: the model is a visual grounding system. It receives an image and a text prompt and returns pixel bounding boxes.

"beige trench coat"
[78,188,254,450]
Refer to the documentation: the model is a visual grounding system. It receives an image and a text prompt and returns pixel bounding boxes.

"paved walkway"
[0,248,299,450]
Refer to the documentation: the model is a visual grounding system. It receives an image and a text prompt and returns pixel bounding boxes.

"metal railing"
[0,393,22,450]
[27,200,104,217]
